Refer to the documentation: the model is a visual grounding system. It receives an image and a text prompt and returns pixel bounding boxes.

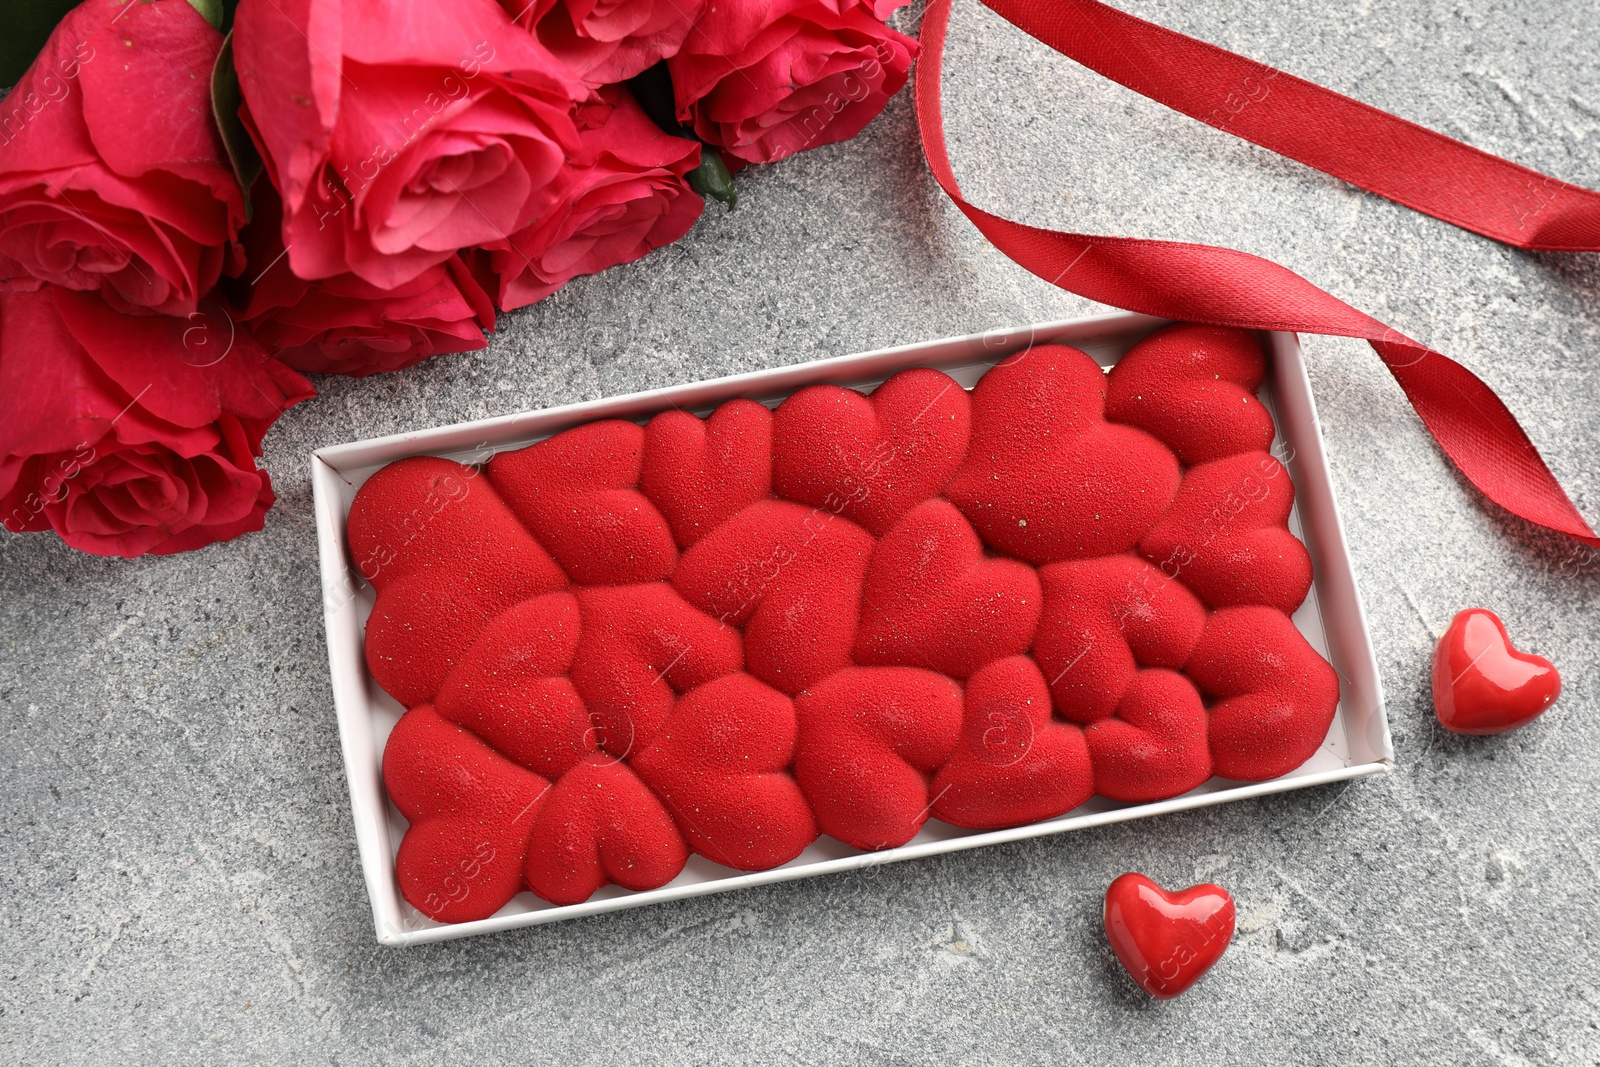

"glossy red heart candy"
[1104,873,1235,999]
[1432,608,1560,735]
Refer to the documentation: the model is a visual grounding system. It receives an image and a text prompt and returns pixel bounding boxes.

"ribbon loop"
[916,0,1599,548]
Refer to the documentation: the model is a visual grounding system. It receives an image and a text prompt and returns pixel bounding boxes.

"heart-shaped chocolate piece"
[351,456,567,707]
[382,706,550,923]
[487,419,678,585]
[854,499,1041,679]
[434,592,592,780]
[1085,670,1211,802]
[569,583,744,757]
[945,344,1179,563]
[793,667,963,850]
[1033,554,1206,724]
[1138,451,1311,615]
[632,673,817,870]
[674,499,873,695]
[772,368,971,537]
[929,656,1093,829]
[522,755,688,906]
[1104,323,1275,466]
[642,399,773,548]
[1432,608,1560,735]
[1185,606,1340,781]
[1104,872,1235,999]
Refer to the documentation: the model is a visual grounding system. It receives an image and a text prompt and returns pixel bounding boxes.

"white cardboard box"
[311,311,1391,946]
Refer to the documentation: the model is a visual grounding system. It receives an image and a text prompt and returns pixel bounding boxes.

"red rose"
[242,190,495,377]
[669,0,916,165]
[0,288,313,557]
[234,0,583,290]
[478,87,702,312]
[0,0,244,317]
[505,0,707,84]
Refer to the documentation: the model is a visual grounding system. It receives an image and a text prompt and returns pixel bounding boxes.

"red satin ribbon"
[916,0,1600,548]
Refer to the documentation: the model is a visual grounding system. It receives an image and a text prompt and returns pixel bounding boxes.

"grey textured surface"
[4,0,1600,1062]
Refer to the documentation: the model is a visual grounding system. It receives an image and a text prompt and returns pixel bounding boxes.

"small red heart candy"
[1432,609,1560,735]
[1104,873,1235,999]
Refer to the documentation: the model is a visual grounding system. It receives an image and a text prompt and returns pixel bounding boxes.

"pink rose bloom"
[477,87,703,312]
[0,0,244,317]
[0,288,313,557]
[669,0,917,166]
[233,0,583,290]
[504,0,707,84]
[242,190,495,377]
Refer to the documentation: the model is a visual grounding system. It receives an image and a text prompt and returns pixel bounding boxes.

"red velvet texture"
[354,324,1337,920]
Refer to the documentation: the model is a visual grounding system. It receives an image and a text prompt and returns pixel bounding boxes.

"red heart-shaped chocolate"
[382,706,550,923]
[522,755,689,906]
[569,583,744,757]
[1185,606,1340,781]
[1104,324,1274,466]
[772,368,971,536]
[1138,451,1312,615]
[350,456,567,707]
[674,499,874,695]
[1432,608,1560,735]
[632,673,818,870]
[434,592,593,779]
[854,499,1041,679]
[1033,554,1206,724]
[1085,670,1212,802]
[487,419,679,585]
[794,667,964,850]
[642,399,773,548]
[929,656,1093,829]
[1104,873,1235,999]
[946,344,1179,564]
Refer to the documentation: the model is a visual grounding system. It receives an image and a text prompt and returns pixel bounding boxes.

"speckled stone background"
[4,0,1599,1062]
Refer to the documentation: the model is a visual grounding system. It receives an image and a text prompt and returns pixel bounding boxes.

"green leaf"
[688,148,738,213]
[0,0,79,88]
[625,64,740,212]
[210,30,262,222]
[185,0,224,30]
